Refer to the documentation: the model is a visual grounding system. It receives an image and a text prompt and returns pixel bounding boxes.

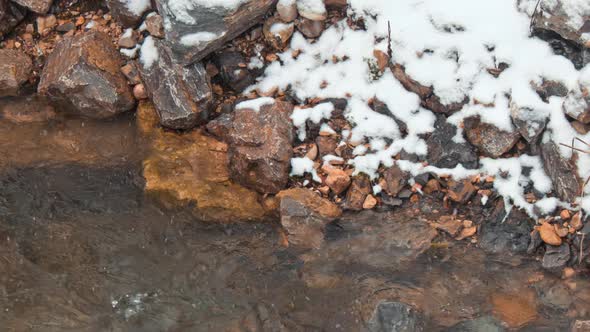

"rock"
[345,174,372,211]
[383,165,409,197]
[213,51,257,93]
[510,104,547,144]
[140,102,266,223]
[563,84,590,123]
[431,216,463,237]
[277,188,342,249]
[0,0,25,36]
[118,29,137,48]
[480,202,533,254]
[542,243,570,270]
[324,166,351,195]
[447,180,477,204]
[316,135,339,156]
[572,320,590,332]
[36,14,57,33]
[145,13,164,38]
[297,0,327,21]
[0,95,56,123]
[264,17,295,49]
[209,100,294,194]
[56,21,75,32]
[154,0,275,64]
[132,83,148,100]
[443,316,505,332]
[539,282,573,310]
[532,79,568,101]
[296,17,324,38]
[464,116,520,158]
[540,141,581,203]
[121,62,142,84]
[12,0,52,13]
[38,31,135,119]
[537,222,563,246]
[139,39,213,129]
[0,49,32,97]
[571,212,584,231]
[491,291,538,329]
[366,302,424,332]
[363,195,377,209]
[277,0,297,22]
[527,229,543,254]
[531,0,589,69]
[571,121,590,135]
[456,226,477,240]
[426,116,478,169]
[106,0,151,28]
[325,0,347,9]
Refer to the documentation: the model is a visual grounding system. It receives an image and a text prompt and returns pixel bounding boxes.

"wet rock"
[447,180,477,204]
[383,165,409,197]
[296,18,324,39]
[264,17,295,49]
[106,0,151,28]
[140,103,266,223]
[510,104,547,144]
[345,174,372,211]
[213,51,257,93]
[0,95,56,123]
[366,302,424,332]
[531,0,589,69]
[277,188,342,249]
[443,316,505,332]
[277,0,297,22]
[139,39,213,129]
[209,100,294,194]
[12,0,52,13]
[464,116,520,158]
[38,31,135,119]
[154,0,275,64]
[542,243,570,270]
[145,13,164,38]
[540,141,581,203]
[480,203,533,254]
[426,116,478,169]
[0,0,25,36]
[538,282,573,310]
[0,49,32,97]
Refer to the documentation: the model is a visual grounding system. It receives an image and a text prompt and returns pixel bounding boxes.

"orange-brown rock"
[323,165,351,195]
[537,222,563,246]
[345,174,372,211]
[140,103,265,223]
[383,165,409,197]
[0,49,32,97]
[447,180,477,204]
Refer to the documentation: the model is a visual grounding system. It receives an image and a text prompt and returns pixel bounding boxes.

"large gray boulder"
[154,0,276,64]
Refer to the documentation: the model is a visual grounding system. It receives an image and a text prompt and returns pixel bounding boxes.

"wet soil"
[0,100,589,331]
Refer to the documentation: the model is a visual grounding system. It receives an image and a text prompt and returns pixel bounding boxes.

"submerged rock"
[443,316,505,332]
[107,0,151,27]
[12,0,52,14]
[0,0,25,36]
[38,31,135,119]
[277,188,342,249]
[139,102,266,223]
[542,243,570,270]
[540,141,581,203]
[366,302,424,332]
[426,116,478,169]
[139,39,213,129]
[0,49,32,97]
[480,203,533,255]
[464,116,520,158]
[154,0,275,64]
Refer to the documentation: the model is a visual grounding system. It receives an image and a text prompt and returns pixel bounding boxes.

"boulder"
[277,188,342,249]
[106,0,152,28]
[540,141,581,203]
[0,0,25,36]
[426,116,478,169]
[11,0,52,13]
[139,38,213,129]
[139,102,266,223]
[0,49,32,97]
[38,31,135,119]
[207,100,294,194]
[531,0,589,69]
[464,116,520,158]
[154,0,275,65]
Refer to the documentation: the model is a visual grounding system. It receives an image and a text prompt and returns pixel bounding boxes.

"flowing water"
[0,97,589,331]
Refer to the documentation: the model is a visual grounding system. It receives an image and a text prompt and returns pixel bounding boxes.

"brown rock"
[464,116,521,158]
[363,195,377,209]
[316,135,339,156]
[139,39,213,129]
[38,31,135,119]
[106,0,151,27]
[209,100,294,194]
[572,320,590,332]
[264,17,295,49]
[447,180,477,204]
[325,0,347,9]
[133,83,148,100]
[0,0,25,36]
[383,165,409,197]
[213,51,257,93]
[0,49,32,97]
[430,216,462,237]
[0,95,56,123]
[540,141,581,203]
[345,174,372,211]
[145,13,165,38]
[571,212,583,231]
[571,121,590,135]
[277,188,342,249]
[12,0,52,14]
[118,29,137,48]
[297,0,327,21]
[373,50,389,72]
[141,104,265,223]
[296,17,324,38]
[563,85,590,123]
[324,166,351,195]
[277,0,297,22]
[423,179,442,194]
[538,222,563,246]
[456,226,477,240]
[121,62,142,84]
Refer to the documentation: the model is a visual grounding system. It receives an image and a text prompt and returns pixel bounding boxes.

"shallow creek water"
[0,97,589,331]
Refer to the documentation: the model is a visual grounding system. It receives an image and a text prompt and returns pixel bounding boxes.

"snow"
[120,44,140,58]
[180,32,223,47]
[291,157,321,182]
[247,0,590,217]
[166,0,247,25]
[235,97,275,112]
[124,0,151,16]
[139,36,159,69]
